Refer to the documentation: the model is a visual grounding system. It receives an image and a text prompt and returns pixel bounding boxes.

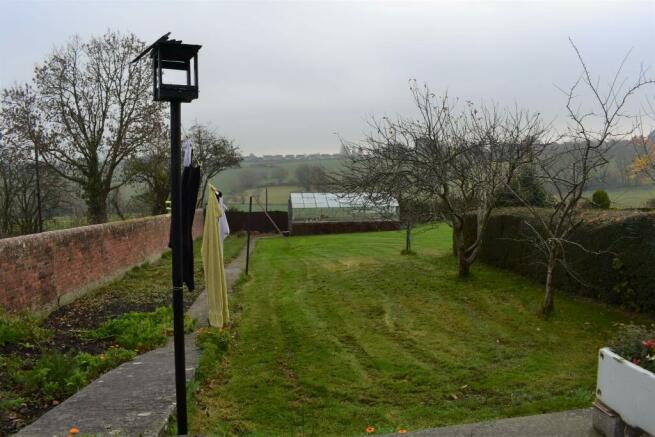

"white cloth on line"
[183,140,193,167]
[218,197,230,247]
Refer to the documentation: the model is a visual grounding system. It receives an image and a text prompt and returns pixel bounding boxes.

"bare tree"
[335,139,435,254]
[0,138,67,236]
[513,41,654,316]
[234,167,261,193]
[0,143,22,236]
[271,166,289,184]
[1,84,50,232]
[295,163,327,191]
[339,82,545,276]
[124,129,170,216]
[185,123,242,207]
[25,30,166,223]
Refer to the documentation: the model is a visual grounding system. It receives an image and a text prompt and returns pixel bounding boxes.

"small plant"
[591,189,611,209]
[609,323,655,373]
[13,346,136,402]
[89,307,195,352]
[0,396,23,415]
[0,312,50,347]
[17,352,86,401]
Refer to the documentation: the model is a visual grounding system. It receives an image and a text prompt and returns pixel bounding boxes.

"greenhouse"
[288,193,400,234]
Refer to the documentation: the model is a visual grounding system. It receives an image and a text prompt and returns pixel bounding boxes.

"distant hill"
[212,155,345,210]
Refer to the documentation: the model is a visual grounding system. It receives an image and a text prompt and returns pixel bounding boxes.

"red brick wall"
[290,220,401,235]
[0,210,204,314]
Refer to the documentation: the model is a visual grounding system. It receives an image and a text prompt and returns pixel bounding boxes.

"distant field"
[212,157,344,193]
[584,185,655,208]
[223,184,300,212]
[213,157,345,211]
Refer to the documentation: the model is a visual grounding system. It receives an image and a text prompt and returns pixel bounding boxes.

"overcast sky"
[2,1,654,155]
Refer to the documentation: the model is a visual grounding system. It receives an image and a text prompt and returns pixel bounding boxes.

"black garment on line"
[169,165,201,291]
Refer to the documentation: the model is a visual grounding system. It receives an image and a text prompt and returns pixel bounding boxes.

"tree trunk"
[405,223,412,252]
[453,225,470,277]
[84,178,109,224]
[541,251,557,316]
[458,251,470,276]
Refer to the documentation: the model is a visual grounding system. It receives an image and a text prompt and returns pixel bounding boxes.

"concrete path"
[16,237,256,437]
[382,408,601,437]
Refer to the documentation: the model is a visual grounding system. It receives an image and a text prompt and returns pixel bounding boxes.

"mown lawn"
[190,225,648,436]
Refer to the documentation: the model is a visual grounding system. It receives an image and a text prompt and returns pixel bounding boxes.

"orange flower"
[68,427,80,435]
[398,429,408,434]
[366,426,375,433]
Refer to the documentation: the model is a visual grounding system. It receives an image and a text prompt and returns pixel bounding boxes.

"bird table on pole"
[132,33,201,436]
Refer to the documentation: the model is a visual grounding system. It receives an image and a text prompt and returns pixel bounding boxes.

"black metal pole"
[245,195,252,275]
[170,100,188,435]
[265,187,268,212]
[34,143,43,233]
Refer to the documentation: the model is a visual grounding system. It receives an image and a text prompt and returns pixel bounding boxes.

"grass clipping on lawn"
[190,225,649,437]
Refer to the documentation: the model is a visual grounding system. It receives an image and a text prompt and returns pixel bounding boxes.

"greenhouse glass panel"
[289,193,399,223]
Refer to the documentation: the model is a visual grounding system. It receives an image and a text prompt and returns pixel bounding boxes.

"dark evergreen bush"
[496,166,549,207]
[592,189,611,209]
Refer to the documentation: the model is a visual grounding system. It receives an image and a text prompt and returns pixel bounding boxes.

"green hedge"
[463,210,655,312]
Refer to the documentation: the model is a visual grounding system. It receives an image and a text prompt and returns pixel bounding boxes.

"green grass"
[224,185,299,212]
[190,225,648,436]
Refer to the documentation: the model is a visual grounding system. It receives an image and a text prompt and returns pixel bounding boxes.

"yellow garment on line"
[201,184,229,328]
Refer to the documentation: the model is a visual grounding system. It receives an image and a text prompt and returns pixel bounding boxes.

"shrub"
[592,189,611,209]
[90,306,195,352]
[496,166,549,207]
[610,323,655,372]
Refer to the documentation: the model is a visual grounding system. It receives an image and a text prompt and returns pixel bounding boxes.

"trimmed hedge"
[463,210,655,312]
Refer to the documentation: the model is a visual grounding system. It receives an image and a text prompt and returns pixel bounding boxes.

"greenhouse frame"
[288,193,400,234]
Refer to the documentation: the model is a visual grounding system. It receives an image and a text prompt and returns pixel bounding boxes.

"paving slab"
[16,237,256,437]
[382,408,602,437]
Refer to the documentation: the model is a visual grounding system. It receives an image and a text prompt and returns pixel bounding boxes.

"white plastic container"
[596,347,655,435]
